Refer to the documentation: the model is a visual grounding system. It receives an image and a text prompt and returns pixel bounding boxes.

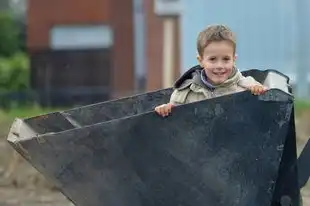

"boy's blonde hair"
[196,24,236,57]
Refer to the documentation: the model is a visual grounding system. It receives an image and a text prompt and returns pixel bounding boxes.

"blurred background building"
[27,0,134,106]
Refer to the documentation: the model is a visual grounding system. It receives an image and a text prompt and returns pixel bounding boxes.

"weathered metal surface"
[7,89,295,206]
[7,69,304,206]
[22,88,173,135]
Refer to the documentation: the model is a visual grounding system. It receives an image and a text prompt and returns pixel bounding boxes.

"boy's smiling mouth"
[212,71,228,76]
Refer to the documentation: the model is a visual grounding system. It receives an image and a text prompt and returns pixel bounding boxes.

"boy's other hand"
[155,103,175,117]
[249,85,268,95]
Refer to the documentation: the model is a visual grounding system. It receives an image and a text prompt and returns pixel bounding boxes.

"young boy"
[155,24,268,117]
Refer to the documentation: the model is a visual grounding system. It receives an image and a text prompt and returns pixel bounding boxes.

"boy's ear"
[197,54,203,67]
[234,54,238,61]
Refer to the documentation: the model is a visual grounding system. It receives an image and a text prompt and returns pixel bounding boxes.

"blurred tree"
[0,0,10,11]
[0,11,21,57]
[0,52,29,91]
[9,0,27,20]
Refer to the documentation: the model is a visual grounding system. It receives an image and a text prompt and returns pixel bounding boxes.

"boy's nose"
[215,63,224,69]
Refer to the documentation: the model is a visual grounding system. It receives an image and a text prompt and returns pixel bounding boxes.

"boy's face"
[197,40,236,85]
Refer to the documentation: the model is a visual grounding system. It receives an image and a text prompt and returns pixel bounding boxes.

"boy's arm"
[155,87,190,117]
[169,90,181,105]
[155,89,184,117]
[238,76,268,95]
[169,87,192,105]
[238,75,262,88]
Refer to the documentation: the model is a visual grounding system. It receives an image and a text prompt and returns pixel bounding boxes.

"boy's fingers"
[165,110,169,116]
[156,105,162,114]
[257,87,262,95]
[155,103,175,117]
[250,87,256,94]
[256,87,261,95]
[251,85,268,95]
[160,106,166,116]
[167,105,172,115]
[167,104,173,113]
[162,104,172,116]
[169,106,172,113]
[155,106,160,113]
[165,108,170,116]
[155,105,163,113]
[164,105,170,116]
[263,86,268,93]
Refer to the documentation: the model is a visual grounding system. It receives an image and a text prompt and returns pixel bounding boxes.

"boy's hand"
[155,103,175,117]
[249,85,268,95]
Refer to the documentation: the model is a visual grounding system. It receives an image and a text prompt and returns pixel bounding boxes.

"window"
[50,25,113,50]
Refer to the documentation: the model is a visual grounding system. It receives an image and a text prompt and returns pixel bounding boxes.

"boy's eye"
[209,57,216,61]
[223,57,231,61]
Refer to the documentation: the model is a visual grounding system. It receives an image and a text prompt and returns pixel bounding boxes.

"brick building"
[27,0,180,106]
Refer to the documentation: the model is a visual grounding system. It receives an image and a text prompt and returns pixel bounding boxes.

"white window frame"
[50,24,113,50]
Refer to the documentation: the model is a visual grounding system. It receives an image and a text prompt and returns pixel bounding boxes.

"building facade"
[27,0,135,106]
[27,0,183,106]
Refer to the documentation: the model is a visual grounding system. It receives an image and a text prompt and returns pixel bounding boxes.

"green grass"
[0,106,66,139]
[3,107,63,119]
[295,99,310,115]
[0,106,66,124]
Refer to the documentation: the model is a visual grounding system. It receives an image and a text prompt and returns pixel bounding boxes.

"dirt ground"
[0,110,309,206]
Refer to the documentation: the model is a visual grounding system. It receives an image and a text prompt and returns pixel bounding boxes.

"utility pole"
[162,17,175,88]
[296,0,309,99]
[154,0,181,88]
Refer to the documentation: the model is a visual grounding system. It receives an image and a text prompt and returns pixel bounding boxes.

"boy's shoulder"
[170,65,204,104]
[173,65,203,90]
